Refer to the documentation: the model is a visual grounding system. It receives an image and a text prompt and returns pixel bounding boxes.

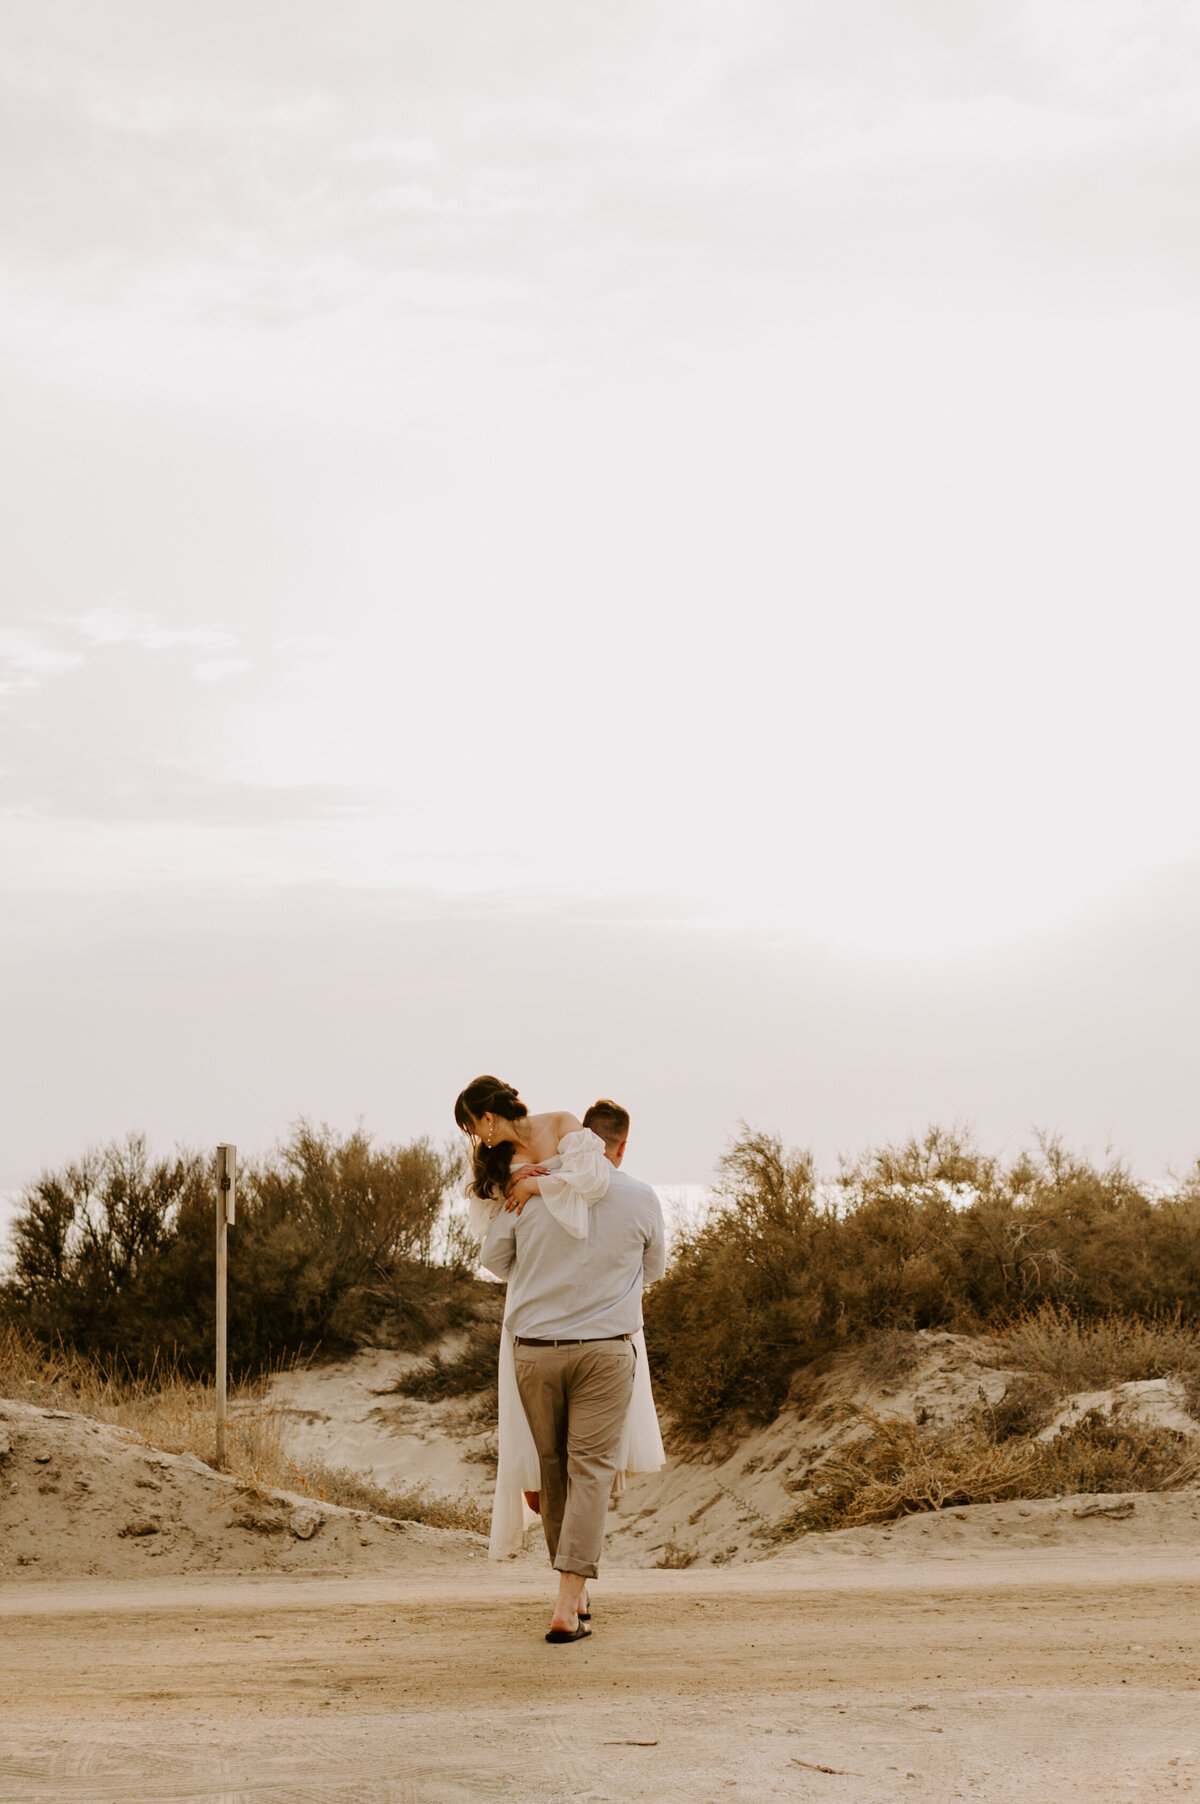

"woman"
[454,1074,665,1561]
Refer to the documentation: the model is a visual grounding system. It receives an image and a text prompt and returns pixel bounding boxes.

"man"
[582,1098,629,1169]
[480,1101,665,1644]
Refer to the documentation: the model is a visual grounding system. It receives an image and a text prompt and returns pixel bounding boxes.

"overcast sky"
[2,1,1199,1199]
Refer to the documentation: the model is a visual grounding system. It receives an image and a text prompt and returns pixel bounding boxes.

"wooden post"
[215,1144,236,1468]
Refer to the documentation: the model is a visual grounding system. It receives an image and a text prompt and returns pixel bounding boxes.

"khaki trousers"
[513,1338,636,1580]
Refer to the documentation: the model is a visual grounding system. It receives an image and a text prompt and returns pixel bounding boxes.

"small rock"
[33,1453,51,1465]
[0,1433,11,1459]
[119,1518,160,1538]
[176,1453,216,1477]
[289,1505,324,1541]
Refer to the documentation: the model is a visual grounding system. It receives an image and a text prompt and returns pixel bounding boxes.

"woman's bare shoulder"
[526,1108,584,1141]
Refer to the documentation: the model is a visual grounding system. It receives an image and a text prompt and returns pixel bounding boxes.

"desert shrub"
[989,1303,1200,1393]
[1041,1408,1197,1496]
[785,1410,1043,1533]
[646,1127,1200,1441]
[369,1263,484,1352]
[647,1127,993,1438]
[1,1124,466,1375]
[390,1318,502,1401]
[645,1131,837,1437]
[776,1404,1198,1538]
[987,1373,1062,1442]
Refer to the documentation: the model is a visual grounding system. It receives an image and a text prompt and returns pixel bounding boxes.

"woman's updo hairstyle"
[454,1075,529,1201]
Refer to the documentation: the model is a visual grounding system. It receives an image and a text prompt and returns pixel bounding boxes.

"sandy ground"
[1,1548,1199,1804]
[268,1345,497,1513]
[3,1332,1198,1801]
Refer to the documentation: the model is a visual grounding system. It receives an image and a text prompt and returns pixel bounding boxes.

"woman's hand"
[505,1171,546,1214]
[507,1165,548,1195]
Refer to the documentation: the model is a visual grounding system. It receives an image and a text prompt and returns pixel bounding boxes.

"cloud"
[0,619,313,825]
[69,609,239,652]
[0,628,84,696]
[3,0,1198,322]
[0,616,244,703]
[193,657,251,683]
[2,0,1199,969]
[0,749,384,826]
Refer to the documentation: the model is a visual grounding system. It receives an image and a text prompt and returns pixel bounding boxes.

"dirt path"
[2,1552,1198,1803]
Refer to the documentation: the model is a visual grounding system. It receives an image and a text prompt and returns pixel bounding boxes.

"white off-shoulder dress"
[468,1128,666,1560]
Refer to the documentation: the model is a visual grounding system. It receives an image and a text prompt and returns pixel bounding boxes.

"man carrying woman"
[455,1077,665,1643]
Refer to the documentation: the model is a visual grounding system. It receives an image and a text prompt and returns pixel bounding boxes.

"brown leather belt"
[512,1333,633,1348]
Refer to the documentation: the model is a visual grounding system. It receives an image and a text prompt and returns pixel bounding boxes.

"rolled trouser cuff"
[553,1553,599,1580]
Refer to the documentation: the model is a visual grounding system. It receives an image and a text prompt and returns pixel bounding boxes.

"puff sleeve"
[535,1127,611,1238]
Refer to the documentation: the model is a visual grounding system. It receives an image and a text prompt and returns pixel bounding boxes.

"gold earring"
[485,1118,492,1147]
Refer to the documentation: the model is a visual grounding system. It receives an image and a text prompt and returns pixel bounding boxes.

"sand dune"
[267,1329,1200,1570]
[0,1398,483,1583]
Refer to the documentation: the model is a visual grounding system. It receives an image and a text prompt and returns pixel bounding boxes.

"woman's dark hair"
[454,1075,528,1201]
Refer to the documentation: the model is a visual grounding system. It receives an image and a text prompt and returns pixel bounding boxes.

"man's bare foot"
[548,1570,589,1636]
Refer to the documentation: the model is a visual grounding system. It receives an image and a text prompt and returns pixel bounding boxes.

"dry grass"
[0,1322,291,1486]
[296,1462,490,1537]
[988,1304,1200,1393]
[776,1403,1200,1539]
[858,1328,923,1387]
[0,1324,488,1537]
[653,1539,697,1569]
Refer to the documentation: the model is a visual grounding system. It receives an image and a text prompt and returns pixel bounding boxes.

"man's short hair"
[582,1099,630,1149]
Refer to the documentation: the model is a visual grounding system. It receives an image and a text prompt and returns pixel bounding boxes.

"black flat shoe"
[545,1623,592,1644]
